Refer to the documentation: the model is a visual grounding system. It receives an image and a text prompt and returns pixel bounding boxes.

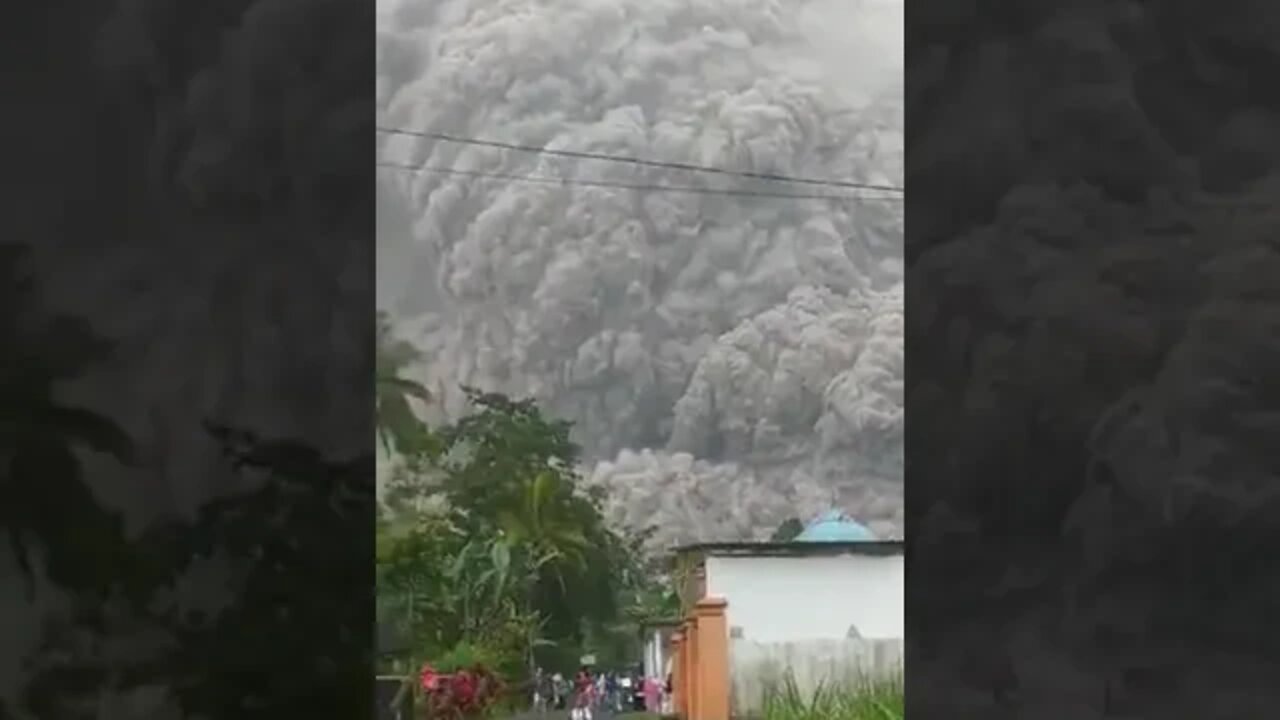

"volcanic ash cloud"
[377,0,904,542]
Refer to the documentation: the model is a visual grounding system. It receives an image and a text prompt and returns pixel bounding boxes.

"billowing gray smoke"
[377,0,904,549]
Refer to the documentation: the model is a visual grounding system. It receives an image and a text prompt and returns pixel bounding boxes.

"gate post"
[693,596,729,720]
[671,630,687,718]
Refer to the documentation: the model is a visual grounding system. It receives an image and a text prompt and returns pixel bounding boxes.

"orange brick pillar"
[684,617,699,720]
[693,597,730,720]
[671,630,686,717]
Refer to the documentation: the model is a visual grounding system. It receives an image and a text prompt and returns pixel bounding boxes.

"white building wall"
[643,631,659,678]
[704,553,903,642]
[642,628,673,679]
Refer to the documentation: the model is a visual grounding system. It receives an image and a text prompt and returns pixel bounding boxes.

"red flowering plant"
[417,661,505,718]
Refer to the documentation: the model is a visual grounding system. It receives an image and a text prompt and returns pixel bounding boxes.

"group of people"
[532,666,670,718]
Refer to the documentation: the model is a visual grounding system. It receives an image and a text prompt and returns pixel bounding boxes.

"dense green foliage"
[376,311,436,457]
[6,242,373,718]
[375,321,678,691]
[1,243,138,598]
[1,243,672,718]
[19,420,374,719]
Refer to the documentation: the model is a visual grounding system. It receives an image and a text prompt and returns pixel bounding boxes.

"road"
[503,707,648,720]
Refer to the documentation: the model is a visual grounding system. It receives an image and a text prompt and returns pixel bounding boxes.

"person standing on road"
[571,666,595,720]
[643,675,660,712]
[617,671,627,712]
[604,672,620,712]
[552,672,566,709]
[532,667,552,714]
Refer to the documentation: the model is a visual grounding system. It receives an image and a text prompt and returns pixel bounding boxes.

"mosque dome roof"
[794,510,877,542]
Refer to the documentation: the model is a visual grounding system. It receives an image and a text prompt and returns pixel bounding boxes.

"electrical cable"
[377,126,904,194]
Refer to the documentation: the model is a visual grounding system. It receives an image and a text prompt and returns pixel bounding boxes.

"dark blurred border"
[5,0,375,718]
[906,1,1280,717]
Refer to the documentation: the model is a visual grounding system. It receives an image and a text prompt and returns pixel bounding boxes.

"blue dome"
[794,510,876,542]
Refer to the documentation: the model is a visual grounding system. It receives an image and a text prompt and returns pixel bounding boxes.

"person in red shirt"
[571,667,595,720]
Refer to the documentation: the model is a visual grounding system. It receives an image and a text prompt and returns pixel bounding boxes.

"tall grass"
[757,672,902,720]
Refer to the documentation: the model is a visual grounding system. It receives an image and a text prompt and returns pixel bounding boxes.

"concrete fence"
[376,676,413,720]
[728,637,904,716]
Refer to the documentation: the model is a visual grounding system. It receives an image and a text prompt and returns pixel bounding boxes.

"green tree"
[376,310,433,456]
[432,388,577,517]
[769,517,805,542]
[429,389,627,658]
[149,424,374,718]
[377,512,466,665]
[591,526,680,668]
[22,423,375,720]
[0,242,135,596]
[372,386,671,683]
[497,471,591,581]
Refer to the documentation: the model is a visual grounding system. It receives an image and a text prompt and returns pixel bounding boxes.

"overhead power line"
[376,161,902,202]
[377,126,904,194]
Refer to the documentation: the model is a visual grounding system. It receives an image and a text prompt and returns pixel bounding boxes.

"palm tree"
[0,243,135,594]
[494,469,606,654]
[496,470,591,576]
[375,311,432,456]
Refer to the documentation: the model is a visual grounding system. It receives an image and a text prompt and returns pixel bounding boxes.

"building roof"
[795,510,877,542]
[671,511,898,557]
[671,539,902,558]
